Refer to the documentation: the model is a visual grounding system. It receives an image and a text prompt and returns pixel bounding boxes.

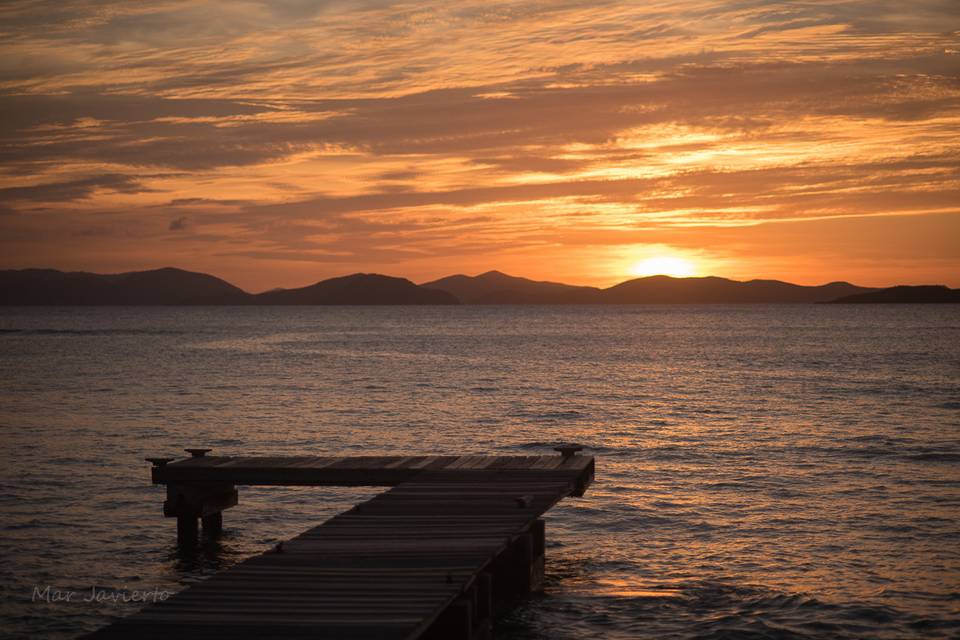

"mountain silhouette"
[602,275,872,304]
[827,285,960,304]
[424,272,874,304]
[422,270,601,304]
[0,267,247,305]
[253,273,458,305]
[9,266,946,306]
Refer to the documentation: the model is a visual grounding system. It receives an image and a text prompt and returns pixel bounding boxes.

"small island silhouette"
[0,267,956,305]
[826,285,960,304]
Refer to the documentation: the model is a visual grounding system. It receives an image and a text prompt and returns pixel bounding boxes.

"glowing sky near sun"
[631,257,697,279]
[0,0,958,291]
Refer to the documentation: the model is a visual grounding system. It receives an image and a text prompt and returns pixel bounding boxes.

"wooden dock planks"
[86,454,594,640]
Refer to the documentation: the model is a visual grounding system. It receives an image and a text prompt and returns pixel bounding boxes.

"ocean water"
[0,305,958,640]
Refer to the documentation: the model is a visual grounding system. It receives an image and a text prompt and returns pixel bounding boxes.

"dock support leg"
[516,530,535,594]
[488,518,547,613]
[163,482,237,545]
[474,572,493,639]
[491,531,531,612]
[530,518,546,593]
[202,512,223,538]
[177,515,198,547]
[422,593,474,639]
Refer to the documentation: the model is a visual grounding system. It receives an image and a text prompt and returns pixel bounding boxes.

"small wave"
[845,434,912,444]
[704,481,754,491]
[508,409,586,421]
[903,452,960,463]
[510,441,574,451]
[3,328,186,336]
[644,445,711,461]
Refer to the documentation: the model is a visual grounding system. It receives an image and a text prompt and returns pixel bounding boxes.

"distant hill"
[827,285,960,304]
[601,276,874,304]
[253,273,458,305]
[0,267,248,305]
[423,270,601,304]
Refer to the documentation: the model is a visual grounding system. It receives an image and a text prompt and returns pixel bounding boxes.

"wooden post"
[158,473,236,545]
[177,515,198,547]
[530,518,546,592]
[474,572,493,639]
[489,529,533,613]
[202,512,223,538]
[422,593,473,639]
[516,530,534,594]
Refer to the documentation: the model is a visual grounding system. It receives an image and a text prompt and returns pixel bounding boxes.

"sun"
[629,256,697,278]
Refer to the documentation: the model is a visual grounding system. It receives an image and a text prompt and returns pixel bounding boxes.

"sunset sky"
[1,0,958,291]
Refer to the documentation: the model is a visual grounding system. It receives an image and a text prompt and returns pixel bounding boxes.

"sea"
[0,305,958,639]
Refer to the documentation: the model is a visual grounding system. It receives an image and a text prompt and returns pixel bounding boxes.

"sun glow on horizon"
[629,255,697,278]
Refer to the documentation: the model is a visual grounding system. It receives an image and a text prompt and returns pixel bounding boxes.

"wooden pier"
[85,448,594,640]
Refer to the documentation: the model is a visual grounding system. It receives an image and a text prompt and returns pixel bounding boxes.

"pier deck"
[86,452,594,640]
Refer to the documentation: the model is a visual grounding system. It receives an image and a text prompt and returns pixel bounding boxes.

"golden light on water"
[629,256,697,278]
